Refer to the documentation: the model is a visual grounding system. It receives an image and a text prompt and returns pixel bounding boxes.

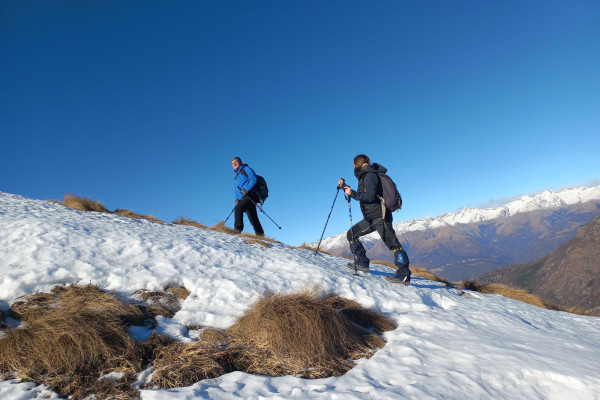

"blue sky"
[1,0,599,245]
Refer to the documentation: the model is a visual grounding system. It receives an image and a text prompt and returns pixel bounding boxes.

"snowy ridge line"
[318,185,600,248]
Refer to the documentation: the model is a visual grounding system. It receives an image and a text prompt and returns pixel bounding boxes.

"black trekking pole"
[315,182,344,254]
[345,190,359,276]
[238,187,282,230]
[224,205,236,224]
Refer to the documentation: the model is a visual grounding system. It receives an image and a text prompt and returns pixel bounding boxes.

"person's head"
[231,157,242,171]
[353,154,371,170]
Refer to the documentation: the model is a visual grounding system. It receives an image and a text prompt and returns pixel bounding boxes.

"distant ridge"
[317,185,600,281]
[478,213,600,316]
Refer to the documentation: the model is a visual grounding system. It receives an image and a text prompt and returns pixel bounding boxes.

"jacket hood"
[357,163,387,178]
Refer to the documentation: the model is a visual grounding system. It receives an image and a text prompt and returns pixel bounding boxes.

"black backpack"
[378,173,402,212]
[239,166,269,203]
[254,175,269,203]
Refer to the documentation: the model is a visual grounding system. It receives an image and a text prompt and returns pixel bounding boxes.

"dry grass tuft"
[244,238,272,248]
[62,193,110,213]
[201,328,230,344]
[135,288,186,318]
[208,221,278,242]
[166,286,191,300]
[372,260,452,285]
[2,285,395,394]
[323,294,398,333]
[114,208,165,224]
[458,280,548,309]
[0,285,186,399]
[295,242,318,251]
[150,289,395,387]
[240,232,278,243]
[0,309,141,399]
[10,285,149,325]
[210,221,239,235]
[61,194,165,223]
[172,217,208,229]
[228,289,394,378]
[151,341,243,388]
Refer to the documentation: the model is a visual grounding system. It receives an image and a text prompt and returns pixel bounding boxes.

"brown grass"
[172,217,208,229]
[63,193,110,213]
[150,289,396,388]
[293,242,334,255]
[458,280,548,309]
[114,209,165,224]
[61,194,164,224]
[210,220,239,235]
[228,289,395,378]
[166,286,191,300]
[151,341,243,388]
[2,285,397,395]
[0,286,145,399]
[10,285,150,325]
[244,238,272,248]
[135,287,190,318]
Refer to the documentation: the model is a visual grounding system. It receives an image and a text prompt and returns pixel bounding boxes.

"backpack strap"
[378,195,386,219]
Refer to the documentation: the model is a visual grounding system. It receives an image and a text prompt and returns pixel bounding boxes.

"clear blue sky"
[1,0,599,245]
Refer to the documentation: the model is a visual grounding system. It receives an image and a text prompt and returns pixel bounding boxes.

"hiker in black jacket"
[339,154,411,284]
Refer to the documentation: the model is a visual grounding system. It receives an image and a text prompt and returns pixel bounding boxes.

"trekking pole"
[224,205,236,224]
[314,183,344,254]
[345,190,359,276]
[238,187,282,230]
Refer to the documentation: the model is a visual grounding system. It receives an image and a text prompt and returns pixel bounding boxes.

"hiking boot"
[346,262,369,272]
[385,275,411,285]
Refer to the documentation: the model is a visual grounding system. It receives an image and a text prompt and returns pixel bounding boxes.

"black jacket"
[350,163,390,222]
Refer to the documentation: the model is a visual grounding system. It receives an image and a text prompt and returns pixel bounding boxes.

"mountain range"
[316,185,600,281]
[478,212,600,316]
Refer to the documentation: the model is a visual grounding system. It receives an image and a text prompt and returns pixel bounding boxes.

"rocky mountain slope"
[478,213,600,316]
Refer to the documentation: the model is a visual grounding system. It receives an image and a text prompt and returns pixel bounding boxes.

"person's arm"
[238,166,258,194]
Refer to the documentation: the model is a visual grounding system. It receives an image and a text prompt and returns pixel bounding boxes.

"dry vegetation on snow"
[0,285,394,399]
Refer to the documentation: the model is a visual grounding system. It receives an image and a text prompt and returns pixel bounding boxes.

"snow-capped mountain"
[317,185,600,281]
[1,190,600,399]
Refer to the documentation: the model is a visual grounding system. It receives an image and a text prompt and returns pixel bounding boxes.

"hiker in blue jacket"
[232,157,264,236]
[339,154,411,284]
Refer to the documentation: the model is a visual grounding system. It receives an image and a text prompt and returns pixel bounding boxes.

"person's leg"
[234,197,251,233]
[346,219,376,269]
[374,218,411,279]
[245,201,264,236]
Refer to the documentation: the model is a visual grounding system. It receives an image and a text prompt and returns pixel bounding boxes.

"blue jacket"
[234,164,258,200]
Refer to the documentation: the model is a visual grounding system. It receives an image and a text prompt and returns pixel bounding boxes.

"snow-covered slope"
[1,191,600,399]
[317,185,600,250]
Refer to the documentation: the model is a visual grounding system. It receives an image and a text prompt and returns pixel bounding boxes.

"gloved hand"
[241,189,248,196]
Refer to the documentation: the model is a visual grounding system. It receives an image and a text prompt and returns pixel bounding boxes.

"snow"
[1,191,600,399]
[317,185,600,250]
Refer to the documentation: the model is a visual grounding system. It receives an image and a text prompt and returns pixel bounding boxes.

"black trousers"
[346,217,402,266]
[234,195,264,235]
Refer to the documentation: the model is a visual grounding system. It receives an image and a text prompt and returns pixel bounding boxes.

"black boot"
[392,247,411,280]
[347,240,369,272]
